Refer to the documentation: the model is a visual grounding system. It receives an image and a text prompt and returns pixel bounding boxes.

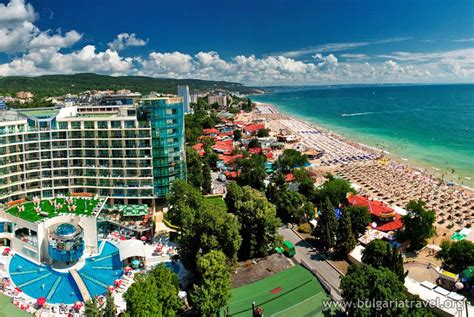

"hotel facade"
[0,95,186,262]
[0,95,186,208]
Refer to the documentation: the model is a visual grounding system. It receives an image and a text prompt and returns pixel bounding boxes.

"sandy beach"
[249,102,474,234]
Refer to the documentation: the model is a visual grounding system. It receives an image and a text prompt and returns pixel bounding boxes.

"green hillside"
[0,73,260,98]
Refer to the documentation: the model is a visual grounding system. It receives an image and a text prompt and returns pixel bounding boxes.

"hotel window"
[71,122,81,129]
[111,121,121,129]
[84,121,94,129]
[97,121,108,129]
[125,121,135,129]
[58,122,68,130]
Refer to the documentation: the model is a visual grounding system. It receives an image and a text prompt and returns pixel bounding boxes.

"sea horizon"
[252,83,474,189]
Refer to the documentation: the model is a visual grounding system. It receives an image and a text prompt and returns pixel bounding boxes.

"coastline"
[253,101,474,194]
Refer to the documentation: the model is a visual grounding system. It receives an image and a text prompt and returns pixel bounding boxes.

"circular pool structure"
[9,241,123,304]
[48,223,84,263]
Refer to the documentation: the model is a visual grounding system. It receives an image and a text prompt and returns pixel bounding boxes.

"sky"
[0,0,473,85]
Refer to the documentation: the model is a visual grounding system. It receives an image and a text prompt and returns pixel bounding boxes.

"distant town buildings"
[16,91,34,99]
[190,94,198,104]
[0,96,4,110]
[208,94,229,107]
[177,85,191,113]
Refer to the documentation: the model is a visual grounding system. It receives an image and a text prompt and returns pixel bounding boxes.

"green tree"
[257,128,270,137]
[314,178,354,207]
[233,129,242,141]
[247,138,261,149]
[341,265,434,317]
[276,149,308,171]
[400,200,435,250]
[84,297,100,317]
[191,250,230,316]
[345,205,370,237]
[362,239,407,282]
[313,197,338,251]
[227,183,281,260]
[438,239,474,272]
[235,155,266,190]
[202,161,212,194]
[224,181,244,214]
[179,202,242,272]
[186,147,204,190]
[275,190,314,223]
[124,264,182,317]
[166,180,204,228]
[336,209,356,256]
[103,292,116,317]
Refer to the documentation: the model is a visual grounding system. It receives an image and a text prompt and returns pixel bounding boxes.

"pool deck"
[69,269,91,302]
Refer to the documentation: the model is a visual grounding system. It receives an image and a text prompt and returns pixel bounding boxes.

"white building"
[177,85,191,113]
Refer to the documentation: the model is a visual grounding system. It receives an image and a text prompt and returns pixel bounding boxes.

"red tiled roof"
[192,143,204,150]
[218,131,233,137]
[219,154,242,164]
[348,195,395,218]
[225,171,240,179]
[203,128,218,134]
[265,152,274,159]
[243,124,265,132]
[212,139,234,152]
[248,147,262,154]
[374,214,403,231]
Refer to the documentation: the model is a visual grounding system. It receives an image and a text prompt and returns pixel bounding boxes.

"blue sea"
[252,84,474,188]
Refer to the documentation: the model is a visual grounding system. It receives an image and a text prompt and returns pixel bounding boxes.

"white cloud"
[0,0,37,25]
[108,33,147,51]
[29,30,82,49]
[452,37,474,42]
[0,0,473,84]
[276,37,410,58]
[0,0,80,53]
[340,53,367,59]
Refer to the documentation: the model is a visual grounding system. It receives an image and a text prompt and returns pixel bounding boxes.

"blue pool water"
[9,241,122,304]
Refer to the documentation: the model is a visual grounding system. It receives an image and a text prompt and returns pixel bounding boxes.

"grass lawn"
[222,265,329,317]
[0,293,31,317]
[6,198,100,223]
[205,196,227,210]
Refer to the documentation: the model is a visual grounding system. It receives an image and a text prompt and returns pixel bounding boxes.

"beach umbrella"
[114,279,122,286]
[124,266,132,273]
[15,287,22,293]
[107,285,115,292]
[131,259,140,267]
[140,236,147,241]
[120,236,126,241]
[3,248,10,254]
[36,297,46,306]
[455,282,464,290]
[74,301,83,310]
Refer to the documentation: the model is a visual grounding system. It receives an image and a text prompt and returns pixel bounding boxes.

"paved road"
[278,227,343,299]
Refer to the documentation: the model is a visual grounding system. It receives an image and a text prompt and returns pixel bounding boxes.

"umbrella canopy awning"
[121,204,149,217]
[117,239,145,261]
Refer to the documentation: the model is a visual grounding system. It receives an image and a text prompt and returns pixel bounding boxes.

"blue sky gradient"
[0,0,473,84]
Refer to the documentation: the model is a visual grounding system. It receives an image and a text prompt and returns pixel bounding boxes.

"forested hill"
[0,73,261,98]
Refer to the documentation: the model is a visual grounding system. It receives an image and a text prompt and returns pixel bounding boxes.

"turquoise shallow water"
[252,84,474,187]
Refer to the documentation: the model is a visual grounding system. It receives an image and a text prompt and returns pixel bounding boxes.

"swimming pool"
[9,241,123,304]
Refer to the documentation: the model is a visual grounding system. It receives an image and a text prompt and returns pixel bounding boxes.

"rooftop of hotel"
[3,197,104,223]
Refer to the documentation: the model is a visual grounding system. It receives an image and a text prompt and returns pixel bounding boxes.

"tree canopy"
[276,149,308,171]
[124,264,183,317]
[186,147,204,190]
[226,182,281,260]
[190,250,231,316]
[400,200,435,250]
[336,209,356,256]
[438,239,474,272]
[314,178,354,207]
[313,197,338,251]
[235,154,267,190]
[362,239,407,282]
[341,265,434,317]
[345,205,371,237]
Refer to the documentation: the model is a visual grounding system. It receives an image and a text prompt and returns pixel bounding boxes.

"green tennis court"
[222,265,329,316]
[0,294,31,317]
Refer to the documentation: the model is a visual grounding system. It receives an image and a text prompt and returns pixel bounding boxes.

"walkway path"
[69,269,91,302]
[278,227,343,300]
